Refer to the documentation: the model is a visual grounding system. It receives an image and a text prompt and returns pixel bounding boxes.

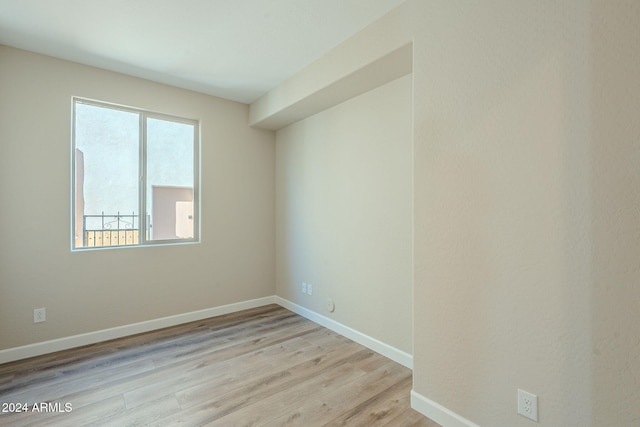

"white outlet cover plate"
[517,388,538,422]
[34,308,46,323]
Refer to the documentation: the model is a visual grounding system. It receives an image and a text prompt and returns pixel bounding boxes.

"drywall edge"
[249,42,412,130]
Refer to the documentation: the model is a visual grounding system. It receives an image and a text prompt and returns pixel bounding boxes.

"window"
[72,98,199,249]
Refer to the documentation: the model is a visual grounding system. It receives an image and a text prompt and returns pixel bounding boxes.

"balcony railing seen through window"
[82,212,148,247]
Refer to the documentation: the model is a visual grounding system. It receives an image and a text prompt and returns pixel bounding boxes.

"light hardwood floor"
[0,305,440,426]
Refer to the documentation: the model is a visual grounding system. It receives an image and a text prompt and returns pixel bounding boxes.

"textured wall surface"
[410,1,595,424]
[275,75,413,354]
[589,2,640,424]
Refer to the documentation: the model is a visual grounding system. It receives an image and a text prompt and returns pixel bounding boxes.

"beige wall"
[0,45,275,350]
[275,75,413,354]
[254,0,640,425]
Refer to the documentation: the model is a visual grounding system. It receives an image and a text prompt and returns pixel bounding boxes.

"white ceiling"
[0,0,405,103]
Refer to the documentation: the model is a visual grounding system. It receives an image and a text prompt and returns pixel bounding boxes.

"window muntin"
[72,98,199,249]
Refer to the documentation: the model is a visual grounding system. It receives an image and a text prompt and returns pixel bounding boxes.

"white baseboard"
[274,296,413,369]
[2,294,474,427]
[0,296,276,364]
[1,295,412,372]
[411,389,480,427]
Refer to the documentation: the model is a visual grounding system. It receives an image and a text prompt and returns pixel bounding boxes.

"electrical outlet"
[301,283,307,294]
[307,283,313,295]
[517,389,538,422]
[34,308,46,323]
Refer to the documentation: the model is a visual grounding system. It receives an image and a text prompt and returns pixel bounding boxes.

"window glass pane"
[74,103,140,248]
[146,117,195,241]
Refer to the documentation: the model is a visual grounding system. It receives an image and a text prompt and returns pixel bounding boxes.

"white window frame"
[71,97,200,250]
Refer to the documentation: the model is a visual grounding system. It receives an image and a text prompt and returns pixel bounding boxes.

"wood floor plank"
[81,327,318,413]
[88,394,180,427]
[156,346,375,425]
[125,334,320,409]
[5,358,156,407]
[382,409,443,427]
[324,375,415,427]
[209,352,375,426]
[0,305,440,426]
[261,360,410,427]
